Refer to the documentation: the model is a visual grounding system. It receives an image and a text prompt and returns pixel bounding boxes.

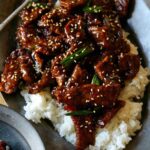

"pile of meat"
[0,0,140,150]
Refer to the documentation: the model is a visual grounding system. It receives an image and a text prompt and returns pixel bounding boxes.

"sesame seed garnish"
[85,126,88,129]
[80,125,84,128]
[89,130,92,133]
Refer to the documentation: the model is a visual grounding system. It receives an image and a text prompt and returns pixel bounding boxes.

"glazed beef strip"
[53,83,121,109]
[0,49,35,94]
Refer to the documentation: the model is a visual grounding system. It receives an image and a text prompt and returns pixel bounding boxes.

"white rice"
[21,35,150,150]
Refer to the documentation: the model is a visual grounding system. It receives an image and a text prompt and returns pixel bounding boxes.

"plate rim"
[0,104,45,150]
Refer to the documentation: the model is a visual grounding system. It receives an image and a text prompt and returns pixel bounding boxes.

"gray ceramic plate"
[0,0,150,150]
[0,105,45,150]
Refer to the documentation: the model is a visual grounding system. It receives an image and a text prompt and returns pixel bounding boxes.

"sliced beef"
[51,45,79,86]
[0,51,21,94]
[86,13,102,27]
[51,55,67,87]
[53,83,121,109]
[119,54,140,80]
[94,56,114,80]
[66,64,89,87]
[47,35,67,53]
[88,22,122,50]
[20,1,52,25]
[114,38,130,54]
[16,25,47,50]
[29,67,53,94]
[72,116,96,150]
[65,16,85,45]
[94,55,121,83]
[92,0,116,16]
[38,8,69,34]
[97,100,125,127]
[93,0,129,17]
[32,47,50,72]
[0,49,35,94]
[60,0,86,10]
[18,49,36,84]
[114,0,129,17]
[71,100,125,150]
[92,0,115,10]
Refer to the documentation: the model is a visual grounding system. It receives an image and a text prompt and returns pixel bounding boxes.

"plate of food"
[0,0,149,150]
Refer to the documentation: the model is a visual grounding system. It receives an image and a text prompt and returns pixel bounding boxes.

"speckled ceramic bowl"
[0,105,45,150]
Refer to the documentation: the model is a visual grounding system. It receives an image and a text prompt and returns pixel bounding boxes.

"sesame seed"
[93,110,96,113]
[91,97,94,101]
[94,103,98,106]
[80,125,84,128]
[86,100,90,103]
[102,29,105,32]
[98,120,104,126]
[89,130,92,133]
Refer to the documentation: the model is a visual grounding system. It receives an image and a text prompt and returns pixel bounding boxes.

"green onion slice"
[91,74,102,85]
[83,5,102,13]
[66,107,103,116]
[61,46,93,68]
[66,110,93,116]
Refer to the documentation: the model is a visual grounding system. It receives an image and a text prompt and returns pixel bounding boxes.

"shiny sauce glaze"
[0,0,140,149]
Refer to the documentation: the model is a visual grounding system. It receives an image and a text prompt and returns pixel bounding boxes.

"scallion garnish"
[91,74,102,85]
[66,110,93,116]
[83,5,102,13]
[61,46,93,68]
[66,107,103,116]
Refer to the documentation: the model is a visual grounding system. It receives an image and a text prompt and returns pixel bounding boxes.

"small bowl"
[0,105,45,150]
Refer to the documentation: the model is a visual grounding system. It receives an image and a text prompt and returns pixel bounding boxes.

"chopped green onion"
[91,74,102,85]
[61,46,93,68]
[66,107,103,116]
[83,5,102,13]
[66,110,93,116]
